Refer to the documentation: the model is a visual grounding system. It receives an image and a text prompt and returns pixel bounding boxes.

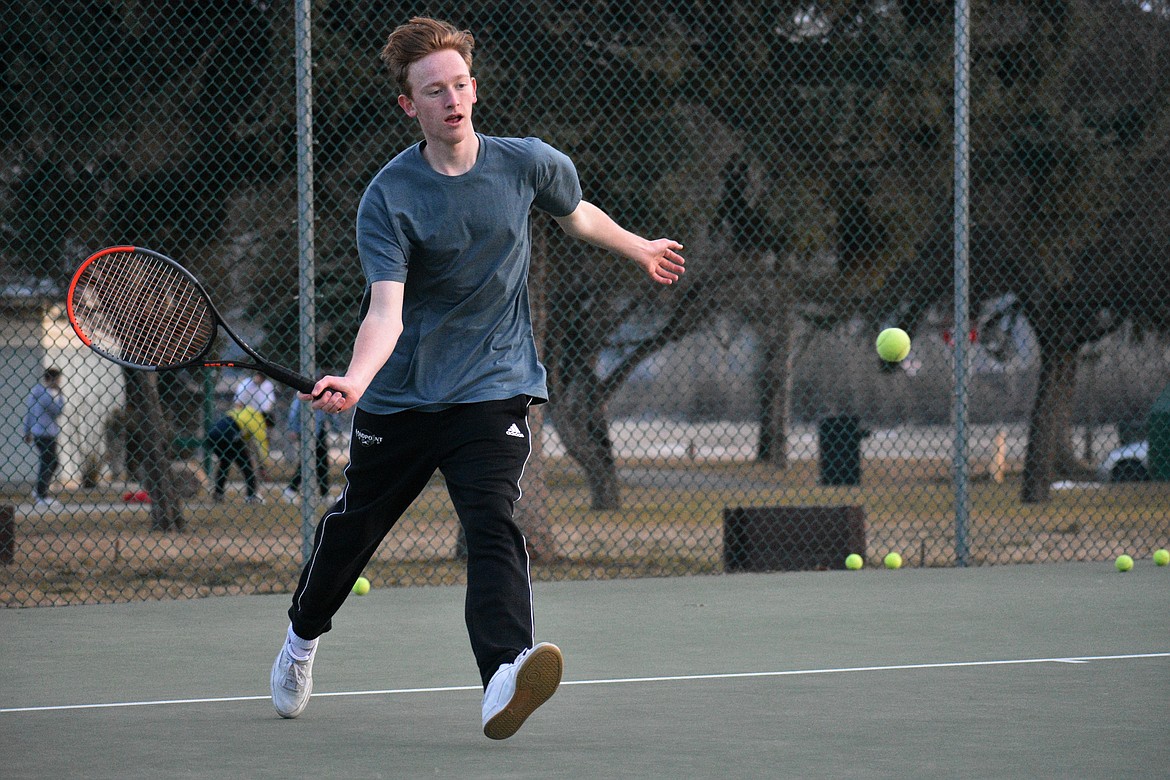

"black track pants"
[287,396,536,686]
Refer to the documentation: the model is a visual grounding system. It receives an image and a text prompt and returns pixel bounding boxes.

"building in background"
[1,288,122,493]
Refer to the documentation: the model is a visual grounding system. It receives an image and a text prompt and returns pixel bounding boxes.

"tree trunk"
[517,403,558,560]
[514,224,558,560]
[1049,365,1095,480]
[1020,342,1080,503]
[756,262,795,465]
[123,370,184,530]
[543,247,707,512]
[555,377,621,510]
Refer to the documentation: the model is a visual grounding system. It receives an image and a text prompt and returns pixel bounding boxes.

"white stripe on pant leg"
[517,401,535,645]
[293,415,355,617]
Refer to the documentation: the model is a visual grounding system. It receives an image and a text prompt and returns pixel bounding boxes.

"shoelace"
[281,651,309,692]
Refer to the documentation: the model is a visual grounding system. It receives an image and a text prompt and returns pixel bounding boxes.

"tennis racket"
[67,245,320,395]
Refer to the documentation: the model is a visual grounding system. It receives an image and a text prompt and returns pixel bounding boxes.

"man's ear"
[398,93,416,117]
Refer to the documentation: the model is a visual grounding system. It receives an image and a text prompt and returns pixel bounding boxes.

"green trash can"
[1148,382,1170,481]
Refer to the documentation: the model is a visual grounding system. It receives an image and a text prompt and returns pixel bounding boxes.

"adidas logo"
[505,423,525,438]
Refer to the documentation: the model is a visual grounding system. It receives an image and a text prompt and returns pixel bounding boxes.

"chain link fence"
[2,0,1169,607]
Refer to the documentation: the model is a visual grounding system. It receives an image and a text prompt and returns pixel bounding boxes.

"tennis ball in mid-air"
[352,576,371,595]
[845,553,864,570]
[875,328,912,363]
[1154,549,1170,566]
[1115,554,1134,572]
[884,552,903,570]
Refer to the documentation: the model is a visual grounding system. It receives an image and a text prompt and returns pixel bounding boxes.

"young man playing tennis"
[271,16,685,739]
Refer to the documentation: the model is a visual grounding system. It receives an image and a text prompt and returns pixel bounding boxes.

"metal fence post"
[953,0,973,567]
[295,0,317,564]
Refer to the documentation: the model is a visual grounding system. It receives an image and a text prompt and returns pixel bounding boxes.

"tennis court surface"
[2,562,1167,779]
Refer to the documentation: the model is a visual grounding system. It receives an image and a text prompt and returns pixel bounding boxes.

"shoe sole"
[483,643,563,740]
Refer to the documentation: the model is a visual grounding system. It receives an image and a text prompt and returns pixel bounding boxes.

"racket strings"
[73,250,216,368]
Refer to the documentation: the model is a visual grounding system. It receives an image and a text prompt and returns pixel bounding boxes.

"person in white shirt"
[233,371,276,427]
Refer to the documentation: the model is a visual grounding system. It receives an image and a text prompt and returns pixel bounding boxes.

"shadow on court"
[1,562,1167,779]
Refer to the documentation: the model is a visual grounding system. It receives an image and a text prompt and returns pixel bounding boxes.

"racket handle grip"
[262,363,319,395]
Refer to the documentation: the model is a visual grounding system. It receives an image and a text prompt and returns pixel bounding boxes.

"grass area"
[1,457,1167,607]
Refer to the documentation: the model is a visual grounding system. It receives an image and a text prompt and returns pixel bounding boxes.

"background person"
[23,367,66,508]
[283,393,334,501]
[206,403,269,504]
[233,370,277,428]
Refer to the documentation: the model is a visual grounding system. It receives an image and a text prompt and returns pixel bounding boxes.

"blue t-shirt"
[355,134,582,414]
[24,383,65,438]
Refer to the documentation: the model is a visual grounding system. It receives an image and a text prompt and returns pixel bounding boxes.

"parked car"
[1098,440,1149,482]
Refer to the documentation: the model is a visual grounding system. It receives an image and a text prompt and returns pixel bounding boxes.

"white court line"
[2,652,1166,715]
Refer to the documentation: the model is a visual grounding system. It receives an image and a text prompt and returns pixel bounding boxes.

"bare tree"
[123,370,184,531]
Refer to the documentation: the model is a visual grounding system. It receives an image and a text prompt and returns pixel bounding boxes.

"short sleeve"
[356,180,410,284]
[531,140,582,218]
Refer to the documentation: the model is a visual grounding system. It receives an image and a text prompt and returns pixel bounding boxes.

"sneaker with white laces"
[270,644,314,718]
[481,642,563,740]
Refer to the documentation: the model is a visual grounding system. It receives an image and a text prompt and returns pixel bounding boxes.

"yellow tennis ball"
[1154,549,1169,566]
[845,553,864,570]
[876,328,911,363]
[1115,554,1133,572]
[884,552,903,570]
[352,576,371,595]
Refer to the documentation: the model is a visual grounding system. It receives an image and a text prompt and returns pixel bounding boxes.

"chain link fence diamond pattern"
[2,0,1168,606]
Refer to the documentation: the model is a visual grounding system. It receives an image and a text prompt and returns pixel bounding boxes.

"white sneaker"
[245,494,265,505]
[282,487,298,502]
[270,644,314,718]
[34,497,63,511]
[481,642,563,740]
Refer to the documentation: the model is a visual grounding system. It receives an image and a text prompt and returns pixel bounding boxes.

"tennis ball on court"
[884,552,903,570]
[1115,554,1134,573]
[845,553,864,570]
[1154,549,1169,567]
[875,327,912,363]
[352,576,371,595]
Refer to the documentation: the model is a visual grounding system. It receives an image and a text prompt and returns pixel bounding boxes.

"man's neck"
[422,132,480,176]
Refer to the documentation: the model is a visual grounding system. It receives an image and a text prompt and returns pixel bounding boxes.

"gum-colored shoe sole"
[483,643,563,739]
